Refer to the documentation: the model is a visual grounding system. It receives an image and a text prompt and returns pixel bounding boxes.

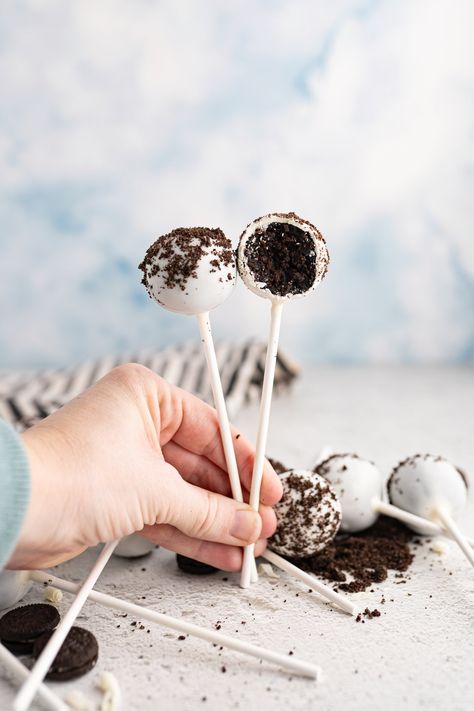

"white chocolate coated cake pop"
[113,534,155,559]
[238,212,329,587]
[388,454,468,533]
[269,470,341,558]
[237,212,329,301]
[315,454,383,533]
[139,227,236,315]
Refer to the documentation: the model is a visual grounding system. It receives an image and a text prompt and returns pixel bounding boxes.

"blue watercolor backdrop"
[0,0,473,369]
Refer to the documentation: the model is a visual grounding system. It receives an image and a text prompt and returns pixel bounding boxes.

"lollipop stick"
[373,499,447,536]
[373,499,474,548]
[433,506,474,568]
[240,301,283,589]
[14,541,118,711]
[262,550,357,616]
[29,570,319,679]
[196,312,258,583]
[0,644,67,711]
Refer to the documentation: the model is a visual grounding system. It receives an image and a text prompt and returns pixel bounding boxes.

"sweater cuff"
[0,419,31,568]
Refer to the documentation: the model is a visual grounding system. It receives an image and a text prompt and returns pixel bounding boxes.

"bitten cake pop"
[388,454,473,567]
[140,227,257,582]
[237,212,329,587]
[269,470,341,558]
[237,212,329,301]
[315,454,383,533]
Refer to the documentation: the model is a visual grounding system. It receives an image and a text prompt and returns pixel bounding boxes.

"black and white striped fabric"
[0,341,299,431]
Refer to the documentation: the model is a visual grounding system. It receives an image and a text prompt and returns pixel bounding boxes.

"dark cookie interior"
[243,220,320,296]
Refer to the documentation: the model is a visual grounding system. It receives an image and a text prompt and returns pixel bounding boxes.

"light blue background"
[0,0,473,369]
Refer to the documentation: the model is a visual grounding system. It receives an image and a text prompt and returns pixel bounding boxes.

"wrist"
[0,419,31,568]
[11,425,72,568]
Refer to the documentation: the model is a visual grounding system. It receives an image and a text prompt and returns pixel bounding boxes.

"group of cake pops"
[139,211,473,584]
[270,452,473,567]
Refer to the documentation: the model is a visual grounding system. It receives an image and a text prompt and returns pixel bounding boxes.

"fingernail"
[230,510,260,542]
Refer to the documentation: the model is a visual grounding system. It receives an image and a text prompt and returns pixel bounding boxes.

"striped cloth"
[0,341,299,431]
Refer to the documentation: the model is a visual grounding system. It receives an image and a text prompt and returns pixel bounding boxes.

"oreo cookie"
[0,603,60,655]
[176,554,219,575]
[33,626,98,681]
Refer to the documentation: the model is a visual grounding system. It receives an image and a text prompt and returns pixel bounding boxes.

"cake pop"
[0,571,32,611]
[315,452,474,562]
[269,470,341,558]
[388,454,473,567]
[237,212,329,301]
[315,454,383,533]
[140,227,257,581]
[113,534,155,559]
[237,212,329,588]
[139,227,236,315]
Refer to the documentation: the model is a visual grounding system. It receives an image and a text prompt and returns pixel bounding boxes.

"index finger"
[161,383,283,507]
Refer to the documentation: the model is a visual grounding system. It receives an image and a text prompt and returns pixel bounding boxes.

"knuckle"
[108,362,150,387]
[193,491,220,539]
[202,430,221,461]
[113,363,136,380]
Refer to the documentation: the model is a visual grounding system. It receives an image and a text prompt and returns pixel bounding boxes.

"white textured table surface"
[1,366,473,710]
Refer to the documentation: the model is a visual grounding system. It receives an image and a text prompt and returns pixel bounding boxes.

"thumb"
[158,466,262,545]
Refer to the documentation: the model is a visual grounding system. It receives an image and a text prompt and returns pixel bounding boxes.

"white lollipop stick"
[373,499,448,536]
[262,550,357,616]
[0,644,68,711]
[14,541,118,711]
[240,301,283,588]
[433,505,474,568]
[197,312,258,582]
[29,570,319,679]
[372,499,474,548]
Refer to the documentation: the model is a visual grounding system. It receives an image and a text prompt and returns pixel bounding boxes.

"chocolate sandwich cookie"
[33,626,98,681]
[176,554,218,575]
[0,603,60,655]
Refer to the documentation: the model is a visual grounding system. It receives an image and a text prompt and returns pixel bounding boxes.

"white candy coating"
[237,212,329,302]
[388,454,468,533]
[0,570,32,611]
[113,534,155,559]
[140,228,236,315]
[269,469,341,558]
[316,454,383,533]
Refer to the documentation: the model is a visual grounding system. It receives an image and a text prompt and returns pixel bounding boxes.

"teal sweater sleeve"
[0,419,30,567]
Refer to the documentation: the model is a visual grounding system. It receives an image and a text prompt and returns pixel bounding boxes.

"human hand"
[9,364,282,570]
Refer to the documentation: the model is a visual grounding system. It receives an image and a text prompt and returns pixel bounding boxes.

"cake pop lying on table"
[315,454,382,533]
[262,468,355,615]
[388,454,473,567]
[315,452,473,568]
[140,226,258,582]
[268,470,341,557]
[237,212,329,588]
